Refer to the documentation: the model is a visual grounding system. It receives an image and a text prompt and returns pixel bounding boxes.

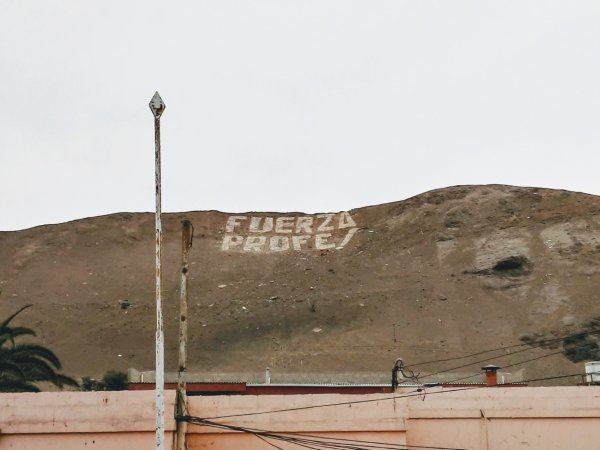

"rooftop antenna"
[149,91,166,450]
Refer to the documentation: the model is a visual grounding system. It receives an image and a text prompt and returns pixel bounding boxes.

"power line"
[406,328,599,368]
[514,371,593,384]
[186,417,403,450]
[399,337,598,385]
[183,416,468,450]
[444,350,565,383]
[179,372,598,450]
[192,370,599,421]
[192,386,490,420]
[501,350,565,370]
[410,347,566,383]
[254,432,287,450]
[408,346,538,382]
[397,347,536,385]
[270,431,461,450]
[195,388,455,420]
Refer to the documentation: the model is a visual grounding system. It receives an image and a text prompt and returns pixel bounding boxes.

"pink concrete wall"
[0,391,176,450]
[406,386,600,450]
[1,387,599,450]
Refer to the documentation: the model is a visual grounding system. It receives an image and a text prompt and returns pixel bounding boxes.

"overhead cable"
[182,416,468,450]
[192,371,599,421]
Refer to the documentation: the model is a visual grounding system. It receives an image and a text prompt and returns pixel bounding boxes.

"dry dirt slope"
[1,184,600,385]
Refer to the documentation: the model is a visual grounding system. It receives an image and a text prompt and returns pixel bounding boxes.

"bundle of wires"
[181,416,468,450]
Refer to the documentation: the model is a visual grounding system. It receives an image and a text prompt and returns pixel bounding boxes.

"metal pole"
[176,219,193,450]
[149,91,166,450]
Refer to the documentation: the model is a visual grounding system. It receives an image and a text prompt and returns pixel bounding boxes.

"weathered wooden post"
[176,219,193,450]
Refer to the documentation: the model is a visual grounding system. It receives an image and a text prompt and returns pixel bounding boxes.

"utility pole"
[176,219,194,450]
[149,91,166,450]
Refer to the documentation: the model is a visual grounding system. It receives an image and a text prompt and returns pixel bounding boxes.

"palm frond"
[10,344,62,369]
[0,305,76,392]
[0,305,32,328]
[0,326,36,347]
[54,373,80,388]
[0,359,27,380]
[0,378,40,393]
[11,356,60,385]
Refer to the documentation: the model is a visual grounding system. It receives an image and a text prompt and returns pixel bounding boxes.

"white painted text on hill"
[221,212,358,252]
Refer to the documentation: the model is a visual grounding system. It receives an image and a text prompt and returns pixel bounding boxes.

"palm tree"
[0,305,79,392]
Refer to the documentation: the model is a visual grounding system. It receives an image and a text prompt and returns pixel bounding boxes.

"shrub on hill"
[81,370,128,391]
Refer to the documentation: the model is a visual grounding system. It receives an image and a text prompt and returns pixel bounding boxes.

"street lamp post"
[149,91,166,450]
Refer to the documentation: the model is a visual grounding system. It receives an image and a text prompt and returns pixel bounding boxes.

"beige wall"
[1,387,599,450]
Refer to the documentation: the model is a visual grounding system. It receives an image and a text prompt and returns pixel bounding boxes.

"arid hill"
[1,185,599,385]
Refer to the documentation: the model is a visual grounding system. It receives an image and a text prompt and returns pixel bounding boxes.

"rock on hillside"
[1,185,599,385]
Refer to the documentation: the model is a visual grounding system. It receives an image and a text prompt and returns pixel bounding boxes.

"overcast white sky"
[1,1,600,231]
